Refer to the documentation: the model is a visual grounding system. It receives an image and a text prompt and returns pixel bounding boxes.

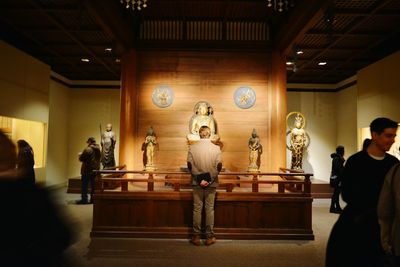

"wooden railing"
[95,170,313,194]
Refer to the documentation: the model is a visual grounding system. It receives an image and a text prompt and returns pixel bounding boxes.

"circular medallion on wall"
[234,86,256,109]
[152,85,174,108]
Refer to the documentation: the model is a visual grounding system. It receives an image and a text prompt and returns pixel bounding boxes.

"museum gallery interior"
[1,0,400,265]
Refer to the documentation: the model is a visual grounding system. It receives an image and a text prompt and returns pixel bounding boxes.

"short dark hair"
[336,145,344,155]
[369,117,398,134]
[87,137,96,144]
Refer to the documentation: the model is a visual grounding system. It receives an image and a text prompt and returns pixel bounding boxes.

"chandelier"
[267,0,295,12]
[120,0,148,11]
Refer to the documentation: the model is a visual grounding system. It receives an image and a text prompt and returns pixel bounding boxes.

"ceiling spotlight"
[120,0,148,11]
[296,50,303,55]
[318,61,327,66]
[81,58,90,62]
[286,61,294,66]
[105,48,112,52]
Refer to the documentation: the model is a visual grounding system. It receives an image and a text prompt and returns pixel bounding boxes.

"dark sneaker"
[190,235,201,246]
[205,236,216,246]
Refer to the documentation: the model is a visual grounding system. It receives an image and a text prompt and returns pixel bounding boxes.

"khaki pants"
[192,187,216,237]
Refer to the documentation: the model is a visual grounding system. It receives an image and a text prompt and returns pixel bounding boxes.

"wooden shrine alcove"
[90,170,314,240]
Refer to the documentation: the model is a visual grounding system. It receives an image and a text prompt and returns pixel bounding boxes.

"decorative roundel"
[152,85,174,108]
[234,86,256,109]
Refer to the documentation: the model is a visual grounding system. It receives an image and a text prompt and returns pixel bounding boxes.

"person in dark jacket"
[329,145,345,213]
[17,139,35,185]
[326,117,399,267]
[77,137,101,204]
[0,131,74,267]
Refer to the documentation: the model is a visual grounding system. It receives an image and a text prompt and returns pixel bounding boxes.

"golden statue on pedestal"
[248,129,262,172]
[187,101,219,144]
[286,112,309,170]
[142,126,158,171]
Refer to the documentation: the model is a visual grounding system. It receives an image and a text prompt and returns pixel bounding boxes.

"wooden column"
[268,51,287,171]
[119,50,138,174]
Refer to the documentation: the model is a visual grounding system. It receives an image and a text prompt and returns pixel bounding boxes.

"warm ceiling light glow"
[81,58,90,62]
[286,61,294,65]
[318,61,327,66]
[296,50,304,55]
[105,48,112,52]
[115,58,121,63]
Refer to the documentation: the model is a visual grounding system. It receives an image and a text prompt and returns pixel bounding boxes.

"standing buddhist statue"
[286,112,309,170]
[248,129,262,172]
[142,126,158,171]
[101,123,116,168]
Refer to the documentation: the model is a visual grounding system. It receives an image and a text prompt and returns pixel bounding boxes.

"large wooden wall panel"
[92,192,313,240]
[131,50,286,172]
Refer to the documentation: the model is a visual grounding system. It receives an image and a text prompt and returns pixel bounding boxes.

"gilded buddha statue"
[286,112,309,170]
[187,101,219,143]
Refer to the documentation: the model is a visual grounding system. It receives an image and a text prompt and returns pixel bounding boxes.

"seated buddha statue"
[187,101,219,143]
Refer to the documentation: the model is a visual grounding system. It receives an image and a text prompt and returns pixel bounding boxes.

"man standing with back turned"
[326,117,399,267]
[77,137,101,204]
[187,126,222,246]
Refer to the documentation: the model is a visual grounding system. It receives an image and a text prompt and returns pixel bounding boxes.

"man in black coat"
[326,117,399,267]
[77,137,101,204]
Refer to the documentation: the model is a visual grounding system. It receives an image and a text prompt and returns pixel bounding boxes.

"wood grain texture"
[119,50,287,172]
[91,191,313,240]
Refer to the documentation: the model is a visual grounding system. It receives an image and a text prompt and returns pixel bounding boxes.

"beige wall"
[47,80,70,185]
[358,51,400,128]
[0,41,50,183]
[337,85,358,155]
[287,91,338,180]
[67,89,121,178]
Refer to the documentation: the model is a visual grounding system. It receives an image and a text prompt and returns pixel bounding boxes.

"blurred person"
[329,145,345,214]
[77,137,101,204]
[326,117,399,267]
[378,158,400,266]
[17,139,35,185]
[363,138,372,151]
[187,126,222,246]
[0,131,73,267]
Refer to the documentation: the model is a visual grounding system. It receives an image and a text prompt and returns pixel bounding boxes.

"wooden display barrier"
[67,165,126,193]
[91,170,314,240]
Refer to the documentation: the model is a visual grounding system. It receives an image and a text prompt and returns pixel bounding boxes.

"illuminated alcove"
[0,115,46,168]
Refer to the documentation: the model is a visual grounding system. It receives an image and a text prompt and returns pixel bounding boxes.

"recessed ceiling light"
[105,48,112,52]
[318,61,327,66]
[296,50,303,55]
[286,61,294,66]
[81,58,90,62]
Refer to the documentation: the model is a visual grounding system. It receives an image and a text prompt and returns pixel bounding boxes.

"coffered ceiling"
[1,0,399,84]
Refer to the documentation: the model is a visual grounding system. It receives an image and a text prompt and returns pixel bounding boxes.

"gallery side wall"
[67,89,121,178]
[337,85,358,156]
[47,80,70,186]
[132,50,286,173]
[357,51,400,129]
[0,41,50,183]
